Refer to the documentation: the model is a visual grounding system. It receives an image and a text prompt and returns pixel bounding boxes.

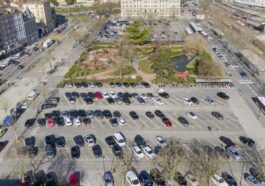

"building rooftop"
[0,5,19,16]
[241,49,265,72]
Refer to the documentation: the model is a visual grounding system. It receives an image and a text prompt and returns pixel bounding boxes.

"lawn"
[56,6,92,14]
[135,47,154,56]
[66,15,90,20]
[139,59,154,74]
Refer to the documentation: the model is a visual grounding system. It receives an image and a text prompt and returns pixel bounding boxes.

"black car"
[146,93,154,99]
[87,92,95,99]
[80,92,88,98]
[217,92,230,100]
[68,97,76,104]
[54,117,64,126]
[178,116,189,127]
[145,111,155,119]
[71,146,80,159]
[190,97,199,104]
[221,172,237,186]
[214,146,230,159]
[174,172,187,186]
[105,136,116,147]
[92,144,103,158]
[94,110,103,119]
[72,92,80,98]
[130,111,139,120]
[113,111,121,118]
[73,135,85,147]
[137,97,146,104]
[55,136,66,148]
[154,110,165,118]
[45,144,56,159]
[82,117,91,125]
[109,118,118,127]
[134,135,146,147]
[115,82,122,87]
[219,136,236,148]
[130,82,136,87]
[123,82,130,87]
[81,82,88,88]
[45,135,56,147]
[142,82,151,88]
[95,82,103,87]
[24,136,36,147]
[239,136,255,147]
[69,110,78,118]
[118,92,124,98]
[84,97,93,104]
[112,144,123,158]
[25,118,36,128]
[124,92,132,98]
[65,92,72,98]
[109,82,115,87]
[37,118,46,127]
[28,146,38,157]
[150,168,166,186]
[18,65,24,69]
[41,104,57,110]
[123,98,131,105]
[103,110,112,119]
[77,109,87,118]
[159,92,169,98]
[211,111,224,120]
[249,167,265,182]
[107,98,115,104]
[75,83,82,88]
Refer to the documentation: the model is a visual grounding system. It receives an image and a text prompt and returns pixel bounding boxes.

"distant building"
[75,0,95,6]
[121,0,180,18]
[23,0,55,34]
[0,6,38,54]
[234,0,265,8]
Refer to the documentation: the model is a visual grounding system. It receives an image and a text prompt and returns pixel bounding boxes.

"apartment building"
[234,0,265,8]
[121,0,181,18]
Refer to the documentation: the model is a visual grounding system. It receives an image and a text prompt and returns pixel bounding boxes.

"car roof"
[126,171,138,179]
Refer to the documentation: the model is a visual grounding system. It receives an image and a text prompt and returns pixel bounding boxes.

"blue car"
[139,170,153,186]
[240,71,248,79]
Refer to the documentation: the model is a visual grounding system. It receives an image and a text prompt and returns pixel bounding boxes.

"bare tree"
[186,139,221,186]
[183,35,207,56]
[153,140,186,185]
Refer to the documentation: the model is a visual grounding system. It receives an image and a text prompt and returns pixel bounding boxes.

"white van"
[27,91,38,101]
[113,132,126,147]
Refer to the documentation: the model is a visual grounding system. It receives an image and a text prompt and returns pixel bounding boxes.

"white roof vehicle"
[84,134,95,146]
[244,172,261,186]
[211,173,229,186]
[186,112,197,120]
[183,97,193,105]
[126,171,140,186]
[140,93,147,99]
[109,91,117,99]
[132,146,144,159]
[63,116,72,126]
[154,97,164,105]
[185,172,199,186]
[226,146,241,160]
[113,132,126,147]
[142,145,156,159]
[155,136,167,147]
[103,91,109,99]
[118,118,126,126]
[73,118,81,126]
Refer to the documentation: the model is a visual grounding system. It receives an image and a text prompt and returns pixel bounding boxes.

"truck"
[42,39,54,49]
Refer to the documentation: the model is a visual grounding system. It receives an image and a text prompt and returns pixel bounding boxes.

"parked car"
[150,168,166,186]
[130,111,139,120]
[112,144,123,159]
[103,171,114,186]
[205,96,215,105]
[92,144,102,158]
[178,116,189,127]
[84,134,95,146]
[105,136,116,147]
[25,118,36,128]
[126,171,140,186]
[45,144,55,159]
[174,171,187,186]
[71,146,80,159]
[244,172,261,186]
[162,117,172,127]
[155,136,167,147]
[190,97,199,104]
[73,135,85,147]
[221,172,237,186]
[134,135,146,147]
[132,145,145,159]
[217,92,229,100]
[211,111,224,120]
[211,173,229,186]
[183,97,193,105]
[142,145,155,159]
[55,136,66,148]
[226,146,241,160]
[139,170,153,186]
[154,110,165,118]
[113,132,126,147]
[186,112,197,120]
[239,136,255,147]
[185,172,199,186]
[146,111,155,119]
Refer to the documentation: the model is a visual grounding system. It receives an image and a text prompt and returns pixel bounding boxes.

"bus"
[185,27,193,35]
[211,28,224,38]
[189,22,203,33]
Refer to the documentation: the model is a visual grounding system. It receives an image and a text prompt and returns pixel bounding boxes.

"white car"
[226,146,241,160]
[154,97,164,105]
[205,96,215,105]
[109,91,117,99]
[183,97,193,105]
[21,102,28,109]
[63,116,72,126]
[140,93,147,99]
[73,118,81,126]
[142,145,156,159]
[155,136,167,147]
[118,118,126,126]
[211,173,229,186]
[186,112,197,120]
[185,172,199,186]
[132,146,144,159]
[126,171,140,186]
[84,134,95,147]
[103,91,109,99]
[244,172,261,186]
[157,88,165,93]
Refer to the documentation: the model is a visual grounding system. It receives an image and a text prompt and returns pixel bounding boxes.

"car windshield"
[118,139,125,143]
[132,180,139,184]
[219,178,225,183]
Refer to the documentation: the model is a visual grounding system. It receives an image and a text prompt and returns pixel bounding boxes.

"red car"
[69,172,80,186]
[95,91,103,100]
[162,117,172,127]
[47,118,55,127]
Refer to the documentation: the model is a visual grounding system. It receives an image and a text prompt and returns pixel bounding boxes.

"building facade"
[23,0,55,33]
[22,9,38,45]
[121,0,180,18]
[234,0,265,8]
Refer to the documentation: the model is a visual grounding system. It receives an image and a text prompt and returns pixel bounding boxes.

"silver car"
[103,171,114,186]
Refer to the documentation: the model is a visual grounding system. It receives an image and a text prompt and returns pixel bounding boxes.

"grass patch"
[56,6,92,14]
[135,47,153,56]
[66,15,90,20]
[139,59,154,74]
[159,47,183,57]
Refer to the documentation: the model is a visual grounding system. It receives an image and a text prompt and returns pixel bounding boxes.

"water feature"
[171,55,194,72]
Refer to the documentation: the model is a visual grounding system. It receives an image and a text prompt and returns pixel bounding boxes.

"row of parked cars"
[97,20,129,40]
[66,81,151,89]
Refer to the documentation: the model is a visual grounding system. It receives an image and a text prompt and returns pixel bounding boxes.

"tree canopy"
[123,19,150,45]
[65,0,74,5]
[152,49,175,79]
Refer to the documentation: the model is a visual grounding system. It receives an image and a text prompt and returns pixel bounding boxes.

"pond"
[171,55,194,72]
